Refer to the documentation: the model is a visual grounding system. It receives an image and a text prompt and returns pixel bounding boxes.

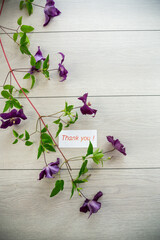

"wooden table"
[0,0,160,239]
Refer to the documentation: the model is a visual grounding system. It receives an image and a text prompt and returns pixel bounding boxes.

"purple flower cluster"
[39,158,60,180]
[107,136,126,155]
[44,0,61,27]
[80,191,103,217]
[0,109,27,129]
[78,93,97,117]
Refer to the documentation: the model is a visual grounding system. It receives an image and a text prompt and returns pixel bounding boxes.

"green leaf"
[86,141,93,156]
[53,119,61,124]
[43,143,56,152]
[50,180,64,198]
[19,134,24,139]
[13,33,18,42]
[13,130,19,138]
[56,123,63,138]
[30,55,36,66]
[19,1,24,10]
[12,99,22,109]
[3,85,14,94]
[1,90,10,99]
[41,133,53,144]
[21,25,34,33]
[20,45,31,55]
[64,102,74,116]
[78,160,88,178]
[17,16,23,25]
[41,125,48,133]
[31,75,36,89]
[70,182,77,199]
[74,179,88,184]
[25,130,30,140]
[37,145,44,159]
[3,101,11,112]
[35,61,41,70]
[43,70,49,79]
[43,55,49,70]
[26,2,33,16]
[23,73,31,79]
[92,151,104,165]
[19,88,29,94]
[20,33,27,45]
[13,139,18,144]
[25,141,33,146]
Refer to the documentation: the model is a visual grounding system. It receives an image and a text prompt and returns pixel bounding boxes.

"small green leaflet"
[13,139,18,144]
[70,181,77,199]
[23,73,31,79]
[19,88,29,94]
[37,145,44,159]
[1,90,11,99]
[31,75,36,89]
[30,55,36,66]
[86,141,93,157]
[26,2,33,16]
[56,123,63,138]
[78,160,88,178]
[3,85,14,94]
[13,33,18,42]
[17,16,22,25]
[41,125,48,133]
[13,130,19,138]
[50,180,64,197]
[25,141,33,146]
[21,25,34,33]
[25,130,30,140]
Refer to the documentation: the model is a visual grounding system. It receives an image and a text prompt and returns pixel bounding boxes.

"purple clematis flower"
[29,46,45,74]
[39,158,60,180]
[0,109,27,129]
[78,93,97,117]
[107,136,126,155]
[58,52,68,82]
[80,191,103,218]
[43,0,61,27]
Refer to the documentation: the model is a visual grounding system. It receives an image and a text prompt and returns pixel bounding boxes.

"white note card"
[59,130,97,148]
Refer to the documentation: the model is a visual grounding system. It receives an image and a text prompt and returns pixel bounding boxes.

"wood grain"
[1,0,160,31]
[1,31,160,96]
[0,97,160,169]
[0,169,160,240]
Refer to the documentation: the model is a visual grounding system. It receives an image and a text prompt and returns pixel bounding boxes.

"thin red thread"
[0,0,5,15]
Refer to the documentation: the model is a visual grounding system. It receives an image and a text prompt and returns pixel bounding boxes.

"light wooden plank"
[0,97,160,169]
[0,169,160,240]
[1,0,160,31]
[1,31,160,96]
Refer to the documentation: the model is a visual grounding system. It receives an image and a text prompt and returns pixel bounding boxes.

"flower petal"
[34,46,45,62]
[17,109,27,120]
[78,93,88,104]
[39,169,46,180]
[93,191,103,201]
[80,104,97,117]
[0,120,12,129]
[80,199,89,213]
[59,52,65,64]
[0,109,17,120]
[88,200,101,217]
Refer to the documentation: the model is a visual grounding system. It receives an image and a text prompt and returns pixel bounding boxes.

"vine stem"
[0,0,5,15]
[0,38,72,173]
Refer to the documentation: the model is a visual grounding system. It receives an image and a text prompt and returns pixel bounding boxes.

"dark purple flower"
[58,52,68,82]
[43,0,61,27]
[80,191,103,218]
[78,93,97,117]
[39,158,60,180]
[0,109,27,129]
[107,136,126,155]
[29,46,45,74]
